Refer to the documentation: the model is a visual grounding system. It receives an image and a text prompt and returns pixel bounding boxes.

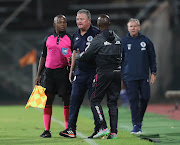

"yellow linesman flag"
[25,85,47,109]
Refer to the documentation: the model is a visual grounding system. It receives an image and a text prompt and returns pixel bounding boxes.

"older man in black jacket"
[79,14,121,139]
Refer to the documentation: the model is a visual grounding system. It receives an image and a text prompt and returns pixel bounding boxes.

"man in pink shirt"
[35,14,72,138]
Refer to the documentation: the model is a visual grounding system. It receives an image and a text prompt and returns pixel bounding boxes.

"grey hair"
[77,9,91,19]
[127,18,140,26]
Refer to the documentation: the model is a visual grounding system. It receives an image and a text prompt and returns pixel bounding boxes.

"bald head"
[97,14,110,31]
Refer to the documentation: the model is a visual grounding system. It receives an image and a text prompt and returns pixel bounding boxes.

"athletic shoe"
[131,125,142,134]
[40,130,51,138]
[59,127,76,138]
[93,128,110,138]
[88,130,98,138]
[107,133,117,139]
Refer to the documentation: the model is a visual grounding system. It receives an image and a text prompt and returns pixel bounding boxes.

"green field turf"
[0,105,180,145]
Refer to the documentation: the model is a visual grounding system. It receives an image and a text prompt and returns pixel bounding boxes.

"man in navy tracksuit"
[121,18,157,134]
[59,9,99,138]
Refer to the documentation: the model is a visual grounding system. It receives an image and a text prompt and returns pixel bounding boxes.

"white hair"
[127,18,140,26]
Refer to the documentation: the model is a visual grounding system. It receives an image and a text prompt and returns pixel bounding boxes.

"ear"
[138,26,140,31]
[88,18,91,24]
[97,23,101,30]
[53,23,55,28]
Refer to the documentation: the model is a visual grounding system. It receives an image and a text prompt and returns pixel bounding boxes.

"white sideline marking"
[36,108,98,145]
[119,125,132,131]
[51,117,99,145]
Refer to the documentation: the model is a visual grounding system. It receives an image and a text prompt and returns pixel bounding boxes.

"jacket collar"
[78,24,93,35]
[127,32,142,38]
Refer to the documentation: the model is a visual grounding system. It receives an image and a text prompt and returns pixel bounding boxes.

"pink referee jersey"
[42,33,72,69]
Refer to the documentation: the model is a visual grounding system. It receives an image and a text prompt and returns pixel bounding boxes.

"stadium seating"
[0,0,174,103]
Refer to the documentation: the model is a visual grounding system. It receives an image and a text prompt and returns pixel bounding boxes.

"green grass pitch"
[0,105,180,145]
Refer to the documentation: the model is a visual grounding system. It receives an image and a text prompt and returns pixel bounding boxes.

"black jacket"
[79,29,121,72]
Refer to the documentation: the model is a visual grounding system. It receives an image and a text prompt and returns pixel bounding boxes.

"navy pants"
[68,71,96,130]
[124,79,150,127]
[91,71,121,133]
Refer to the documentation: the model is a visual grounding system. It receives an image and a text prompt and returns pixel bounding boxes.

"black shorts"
[42,67,72,98]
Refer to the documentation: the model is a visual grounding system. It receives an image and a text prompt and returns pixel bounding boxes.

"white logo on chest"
[140,42,146,51]
[127,44,131,50]
[104,41,112,45]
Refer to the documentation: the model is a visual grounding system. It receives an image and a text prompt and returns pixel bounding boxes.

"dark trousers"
[91,71,121,133]
[68,71,96,130]
[124,79,150,127]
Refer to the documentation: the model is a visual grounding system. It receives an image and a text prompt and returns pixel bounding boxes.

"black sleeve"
[121,38,125,63]
[79,37,101,62]
[41,37,48,58]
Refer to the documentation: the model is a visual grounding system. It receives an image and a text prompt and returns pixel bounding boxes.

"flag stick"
[32,62,37,89]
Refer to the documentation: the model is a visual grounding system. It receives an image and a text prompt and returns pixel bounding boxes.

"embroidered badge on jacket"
[140,42,146,51]
[62,48,68,55]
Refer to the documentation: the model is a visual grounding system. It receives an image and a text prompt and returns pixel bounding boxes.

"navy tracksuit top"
[72,25,99,75]
[121,32,157,81]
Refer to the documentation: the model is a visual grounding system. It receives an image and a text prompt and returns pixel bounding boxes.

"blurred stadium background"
[0,0,179,105]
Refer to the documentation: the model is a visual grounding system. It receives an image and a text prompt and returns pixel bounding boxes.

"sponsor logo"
[95,106,103,121]
[127,44,131,50]
[115,41,121,44]
[141,47,146,51]
[73,76,76,82]
[104,41,112,45]
[75,37,79,41]
[67,131,74,134]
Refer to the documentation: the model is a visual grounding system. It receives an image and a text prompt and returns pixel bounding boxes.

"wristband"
[152,72,156,75]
